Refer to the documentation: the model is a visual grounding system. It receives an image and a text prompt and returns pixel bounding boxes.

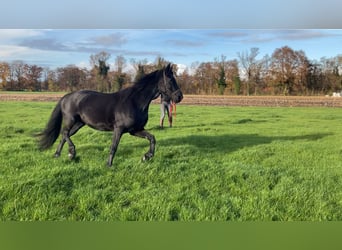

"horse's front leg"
[130,130,156,161]
[108,128,123,167]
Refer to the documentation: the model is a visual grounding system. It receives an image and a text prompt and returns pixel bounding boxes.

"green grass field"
[1,101,342,221]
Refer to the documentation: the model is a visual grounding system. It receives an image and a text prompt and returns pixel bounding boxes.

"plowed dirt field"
[1,92,342,107]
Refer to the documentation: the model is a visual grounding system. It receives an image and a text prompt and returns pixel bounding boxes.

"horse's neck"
[131,81,160,110]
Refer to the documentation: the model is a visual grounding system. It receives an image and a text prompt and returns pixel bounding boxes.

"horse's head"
[158,63,183,103]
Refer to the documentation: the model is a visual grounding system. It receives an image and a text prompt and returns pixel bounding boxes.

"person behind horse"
[160,92,173,128]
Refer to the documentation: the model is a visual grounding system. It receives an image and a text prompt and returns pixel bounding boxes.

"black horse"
[38,64,183,167]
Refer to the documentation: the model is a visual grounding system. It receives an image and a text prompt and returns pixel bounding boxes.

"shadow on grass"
[158,133,333,153]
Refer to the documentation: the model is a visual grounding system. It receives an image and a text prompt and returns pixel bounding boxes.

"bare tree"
[10,60,26,90]
[57,65,86,91]
[24,64,43,91]
[111,55,128,92]
[155,56,169,69]
[320,56,342,92]
[237,47,259,95]
[114,55,126,73]
[90,51,111,68]
[225,59,240,94]
[90,51,111,92]
[195,62,216,94]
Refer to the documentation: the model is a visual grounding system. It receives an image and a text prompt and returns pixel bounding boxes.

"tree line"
[0,46,341,95]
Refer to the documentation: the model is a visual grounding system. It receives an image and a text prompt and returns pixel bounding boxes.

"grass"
[1,101,342,221]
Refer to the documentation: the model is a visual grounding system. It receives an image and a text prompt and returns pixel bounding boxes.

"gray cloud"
[18,32,128,53]
[273,30,334,40]
[208,31,249,39]
[244,30,338,44]
[18,36,174,60]
[166,39,204,47]
[19,38,69,51]
[207,30,339,45]
[87,32,128,46]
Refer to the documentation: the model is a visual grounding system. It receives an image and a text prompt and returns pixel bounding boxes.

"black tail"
[38,101,63,150]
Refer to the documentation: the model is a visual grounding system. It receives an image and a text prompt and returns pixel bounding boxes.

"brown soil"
[1,92,342,107]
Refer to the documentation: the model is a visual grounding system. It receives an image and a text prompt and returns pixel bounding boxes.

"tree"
[238,47,259,95]
[90,51,111,92]
[130,58,148,82]
[98,60,110,78]
[252,56,268,95]
[306,61,325,94]
[0,62,10,90]
[258,54,273,94]
[195,62,216,94]
[215,55,227,95]
[10,60,26,90]
[45,68,59,91]
[319,56,342,92]
[216,65,226,95]
[270,46,309,95]
[233,76,241,95]
[25,64,43,91]
[224,59,239,94]
[134,64,146,82]
[177,68,192,94]
[155,56,169,69]
[57,65,86,91]
[90,51,111,69]
[111,55,127,91]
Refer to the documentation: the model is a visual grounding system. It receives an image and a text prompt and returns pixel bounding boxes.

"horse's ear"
[166,63,172,74]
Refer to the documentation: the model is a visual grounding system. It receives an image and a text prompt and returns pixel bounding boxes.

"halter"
[162,70,181,98]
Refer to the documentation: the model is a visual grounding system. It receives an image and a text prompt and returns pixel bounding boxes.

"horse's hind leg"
[130,130,156,161]
[107,128,124,167]
[54,137,66,157]
[54,120,84,160]
[65,132,76,160]
[54,129,75,159]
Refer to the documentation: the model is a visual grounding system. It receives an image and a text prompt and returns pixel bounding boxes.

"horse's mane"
[133,68,162,87]
[117,68,163,103]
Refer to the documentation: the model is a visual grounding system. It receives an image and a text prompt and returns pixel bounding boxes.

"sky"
[1,1,342,73]
[1,0,342,29]
[0,29,342,73]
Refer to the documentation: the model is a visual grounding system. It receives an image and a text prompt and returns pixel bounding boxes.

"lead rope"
[164,68,177,122]
[169,101,176,120]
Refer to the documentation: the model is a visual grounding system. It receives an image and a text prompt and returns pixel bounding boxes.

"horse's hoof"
[68,153,75,160]
[142,153,153,162]
[54,153,60,158]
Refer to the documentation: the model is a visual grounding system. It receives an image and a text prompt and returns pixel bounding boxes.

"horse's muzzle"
[172,89,183,103]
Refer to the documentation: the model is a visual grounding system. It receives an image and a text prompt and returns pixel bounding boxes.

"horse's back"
[60,90,119,130]
[61,90,114,108]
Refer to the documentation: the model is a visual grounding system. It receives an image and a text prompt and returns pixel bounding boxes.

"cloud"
[272,30,331,40]
[0,29,43,42]
[176,63,187,74]
[88,32,128,46]
[208,30,249,39]
[0,45,30,57]
[242,30,337,44]
[17,37,163,60]
[19,38,69,51]
[166,39,204,47]
[17,31,129,53]
[207,29,337,45]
